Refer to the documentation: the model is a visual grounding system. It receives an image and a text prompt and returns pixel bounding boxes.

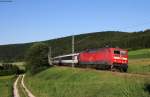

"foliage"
[25,43,49,74]
[1,30,150,62]
[12,62,26,71]
[0,63,23,76]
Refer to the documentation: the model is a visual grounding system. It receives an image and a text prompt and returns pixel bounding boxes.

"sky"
[0,0,150,45]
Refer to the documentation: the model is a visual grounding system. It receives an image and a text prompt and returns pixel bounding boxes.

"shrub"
[25,43,49,74]
[0,63,21,76]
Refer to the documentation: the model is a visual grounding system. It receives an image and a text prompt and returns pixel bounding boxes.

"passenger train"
[52,47,128,72]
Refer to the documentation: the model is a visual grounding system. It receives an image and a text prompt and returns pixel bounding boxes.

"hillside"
[23,48,150,97]
[0,30,150,62]
[24,67,150,97]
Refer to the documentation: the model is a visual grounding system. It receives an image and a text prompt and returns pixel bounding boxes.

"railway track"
[57,66,150,78]
[111,71,150,78]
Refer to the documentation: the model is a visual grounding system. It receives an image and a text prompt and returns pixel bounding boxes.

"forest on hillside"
[0,30,150,62]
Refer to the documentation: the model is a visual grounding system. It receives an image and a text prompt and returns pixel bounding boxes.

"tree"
[25,43,49,74]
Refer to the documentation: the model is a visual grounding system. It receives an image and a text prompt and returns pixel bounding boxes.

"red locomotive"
[52,47,128,72]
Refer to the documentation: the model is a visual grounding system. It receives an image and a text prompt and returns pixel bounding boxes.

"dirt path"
[13,75,20,97]
[21,74,35,97]
[13,74,36,97]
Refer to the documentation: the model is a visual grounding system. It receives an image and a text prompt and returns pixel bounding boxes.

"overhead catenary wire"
[49,20,150,62]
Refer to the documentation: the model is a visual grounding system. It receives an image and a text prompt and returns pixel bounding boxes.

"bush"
[0,63,21,76]
[25,43,49,74]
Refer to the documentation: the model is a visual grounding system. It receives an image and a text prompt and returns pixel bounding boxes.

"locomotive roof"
[53,47,126,59]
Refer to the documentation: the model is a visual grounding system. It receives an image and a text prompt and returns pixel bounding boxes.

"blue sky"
[0,0,150,45]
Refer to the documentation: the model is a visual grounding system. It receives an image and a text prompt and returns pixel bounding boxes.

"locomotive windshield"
[114,50,120,54]
[114,50,127,55]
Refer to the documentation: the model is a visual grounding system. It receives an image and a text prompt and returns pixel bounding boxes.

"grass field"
[128,58,150,74]
[0,75,16,97]
[128,49,150,74]
[25,67,150,97]
[23,48,150,97]
[128,49,150,59]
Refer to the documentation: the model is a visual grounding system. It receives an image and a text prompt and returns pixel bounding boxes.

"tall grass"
[0,75,16,97]
[129,49,150,59]
[25,67,150,97]
[128,49,150,74]
[128,58,150,74]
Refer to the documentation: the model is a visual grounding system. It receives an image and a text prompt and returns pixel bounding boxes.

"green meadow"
[0,75,15,97]
[128,49,150,74]
[23,48,150,97]
[25,67,150,97]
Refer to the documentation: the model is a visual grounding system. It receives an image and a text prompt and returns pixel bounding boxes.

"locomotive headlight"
[114,57,120,59]
[122,58,127,60]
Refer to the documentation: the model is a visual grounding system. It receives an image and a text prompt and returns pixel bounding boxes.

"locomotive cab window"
[114,50,120,54]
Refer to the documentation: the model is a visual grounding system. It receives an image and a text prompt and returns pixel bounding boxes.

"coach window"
[61,56,73,60]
